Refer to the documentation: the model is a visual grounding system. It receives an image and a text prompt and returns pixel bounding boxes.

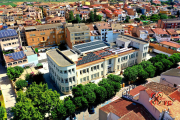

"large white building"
[47,35,149,94]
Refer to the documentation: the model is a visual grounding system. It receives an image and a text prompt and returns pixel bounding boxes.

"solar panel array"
[99,51,112,57]
[77,52,101,65]
[74,41,108,53]
[6,51,25,61]
[0,29,17,38]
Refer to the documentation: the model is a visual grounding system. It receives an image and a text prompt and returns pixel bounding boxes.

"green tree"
[110,81,121,93]
[124,16,130,23]
[98,78,109,86]
[97,15,102,21]
[134,18,141,22]
[69,11,74,21]
[107,74,122,83]
[51,100,66,120]
[103,83,114,98]
[136,65,149,80]
[140,15,147,20]
[35,48,38,53]
[123,66,138,81]
[7,67,23,81]
[14,66,24,74]
[11,98,44,120]
[159,13,168,19]
[64,99,76,116]
[15,79,27,90]
[76,14,81,23]
[150,14,160,22]
[161,59,173,70]
[73,96,88,109]
[89,11,94,22]
[0,107,5,120]
[94,9,97,21]
[82,17,86,23]
[139,61,153,69]
[144,65,156,78]
[72,84,84,97]
[83,88,96,104]
[154,62,164,74]
[94,86,107,103]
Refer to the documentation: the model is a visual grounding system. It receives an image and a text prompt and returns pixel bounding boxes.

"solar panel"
[0,29,17,38]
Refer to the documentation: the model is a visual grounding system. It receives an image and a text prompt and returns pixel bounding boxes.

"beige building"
[0,29,20,51]
[47,35,149,94]
[65,23,90,49]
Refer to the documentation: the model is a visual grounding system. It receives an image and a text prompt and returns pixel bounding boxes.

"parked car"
[88,106,95,114]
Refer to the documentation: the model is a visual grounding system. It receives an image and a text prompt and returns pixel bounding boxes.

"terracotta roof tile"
[167,29,178,35]
[100,98,155,120]
[144,82,177,95]
[145,88,155,97]
[169,90,180,102]
[129,85,147,96]
[152,28,168,35]
[160,41,180,48]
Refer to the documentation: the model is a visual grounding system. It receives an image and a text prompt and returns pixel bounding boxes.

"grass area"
[0,95,7,120]
[0,2,16,6]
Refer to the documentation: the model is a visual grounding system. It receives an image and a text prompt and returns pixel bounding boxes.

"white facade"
[139,30,148,40]
[154,34,171,43]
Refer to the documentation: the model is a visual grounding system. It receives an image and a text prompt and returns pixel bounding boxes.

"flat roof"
[161,68,180,77]
[67,23,90,32]
[22,46,36,56]
[46,49,74,67]
[119,35,149,44]
[61,49,76,56]
[73,40,109,53]
[25,23,63,31]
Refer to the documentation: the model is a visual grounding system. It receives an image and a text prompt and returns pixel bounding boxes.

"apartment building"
[166,29,180,41]
[4,46,38,67]
[0,29,20,51]
[25,23,65,48]
[65,23,90,49]
[152,28,171,43]
[47,36,149,94]
[23,6,43,19]
[43,7,65,17]
[95,22,113,43]
[157,18,180,29]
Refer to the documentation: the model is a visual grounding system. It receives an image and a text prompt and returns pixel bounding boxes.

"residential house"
[157,18,180,29]
[160,68,180,88]
[152,28,171,43]
[46,16,66,24]
[65,23,90,48]
[43,7,65,17]
[111,23,124,42]
[25,23,65,48]
[0,29,20,51]
[86,24,101,41]
[166,29,180,41]
[3,46,38,67]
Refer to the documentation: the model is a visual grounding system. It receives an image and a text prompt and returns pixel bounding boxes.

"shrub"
[7,67,23,81]
[0,90,2,95]
[15,79,27,90]
[0,106,5,119]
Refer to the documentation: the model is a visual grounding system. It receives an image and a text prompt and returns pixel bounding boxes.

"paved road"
[0,64,16,120]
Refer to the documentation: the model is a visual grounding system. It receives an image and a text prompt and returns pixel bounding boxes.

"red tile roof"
[160,41,180,48]
[152,28,168,35]
[145,88,155,97]
[100,98,155,120]
[129,85,147,96]
[169,90,180,102]
[167,29,178,35]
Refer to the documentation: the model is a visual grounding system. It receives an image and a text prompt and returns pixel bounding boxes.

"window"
[60,70,62,73]
[32,39,34,41]
[73,76,75,82]
[87,68,89,73]
[38,38,39,41]
[53,35,55,38]
[91,75,93,79]
[47,36,49,39]
[80,78,82,83]
[69,78,72,82]
[94,66,96,70]
[101,63,103,68]
[62,87,64,92]
[64,70,67,74]
[80,70,82,75]
[71,34,73,36]
[91,67,93,71]
[94,74,96,78]
[65,78,68,83]
[66,87,69,92]
[97,65,99,69]
[136,52,138,57]
[83,69,86,73]
[101,71,103,76]
[68,69,71,73]
[72,68,74,72]
[70,86,72,90]
[109,59,111,64]
[87,76,89,80]
[13,62,17,65]
[97,72,99,77]
[18,61,22,63]
[117,65,119,70]
[118,58,120,62]
[83,77,86,81]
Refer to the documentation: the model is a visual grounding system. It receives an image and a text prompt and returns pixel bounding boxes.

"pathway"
[0,64,16,120]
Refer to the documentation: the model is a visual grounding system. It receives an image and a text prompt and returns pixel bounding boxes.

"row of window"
[2,37,18,42]
[3,42,19,46]
[8,59,27,66]
[49,63,75,74]
[57,76,75,83]
[60,85,75,92]
[80,72,101,83]
[79,64,103,75]
[144,46,148,50]
[143,52,147,58]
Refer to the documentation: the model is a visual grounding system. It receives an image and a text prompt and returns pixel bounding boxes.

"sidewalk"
[0,64,16,120]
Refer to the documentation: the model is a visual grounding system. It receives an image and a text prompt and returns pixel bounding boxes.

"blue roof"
[6,51,25,61]
[0,29,17,38]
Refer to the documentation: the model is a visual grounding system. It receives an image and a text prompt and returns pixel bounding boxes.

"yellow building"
[159,9,171,15]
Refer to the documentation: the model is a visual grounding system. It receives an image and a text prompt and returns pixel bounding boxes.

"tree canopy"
[140,15,147,20]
